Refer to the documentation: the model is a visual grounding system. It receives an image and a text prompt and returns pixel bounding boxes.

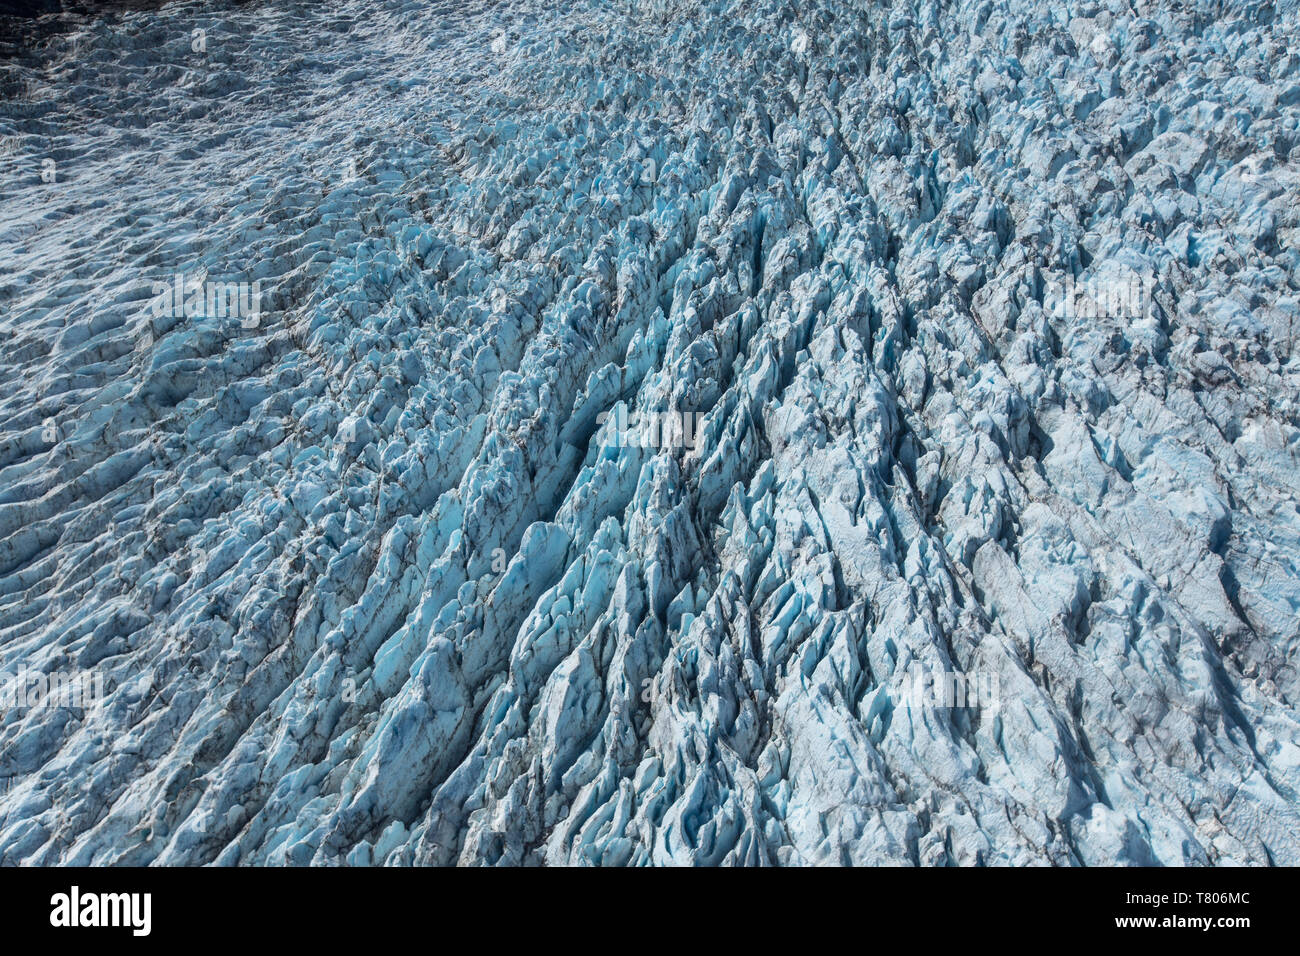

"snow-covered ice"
[0,0,1298,865]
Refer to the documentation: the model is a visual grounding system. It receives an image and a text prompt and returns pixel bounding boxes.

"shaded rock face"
[0,0,1298,866]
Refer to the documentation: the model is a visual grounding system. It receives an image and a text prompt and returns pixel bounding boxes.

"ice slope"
[0,0,1299,865]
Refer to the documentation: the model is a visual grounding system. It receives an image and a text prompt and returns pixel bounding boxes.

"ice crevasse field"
[0,0,1299,865]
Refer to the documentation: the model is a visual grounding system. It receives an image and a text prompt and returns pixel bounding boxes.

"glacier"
[0,0,1298,866]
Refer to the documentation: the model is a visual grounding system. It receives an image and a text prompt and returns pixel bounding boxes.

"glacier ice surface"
[0,0,1299,865]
